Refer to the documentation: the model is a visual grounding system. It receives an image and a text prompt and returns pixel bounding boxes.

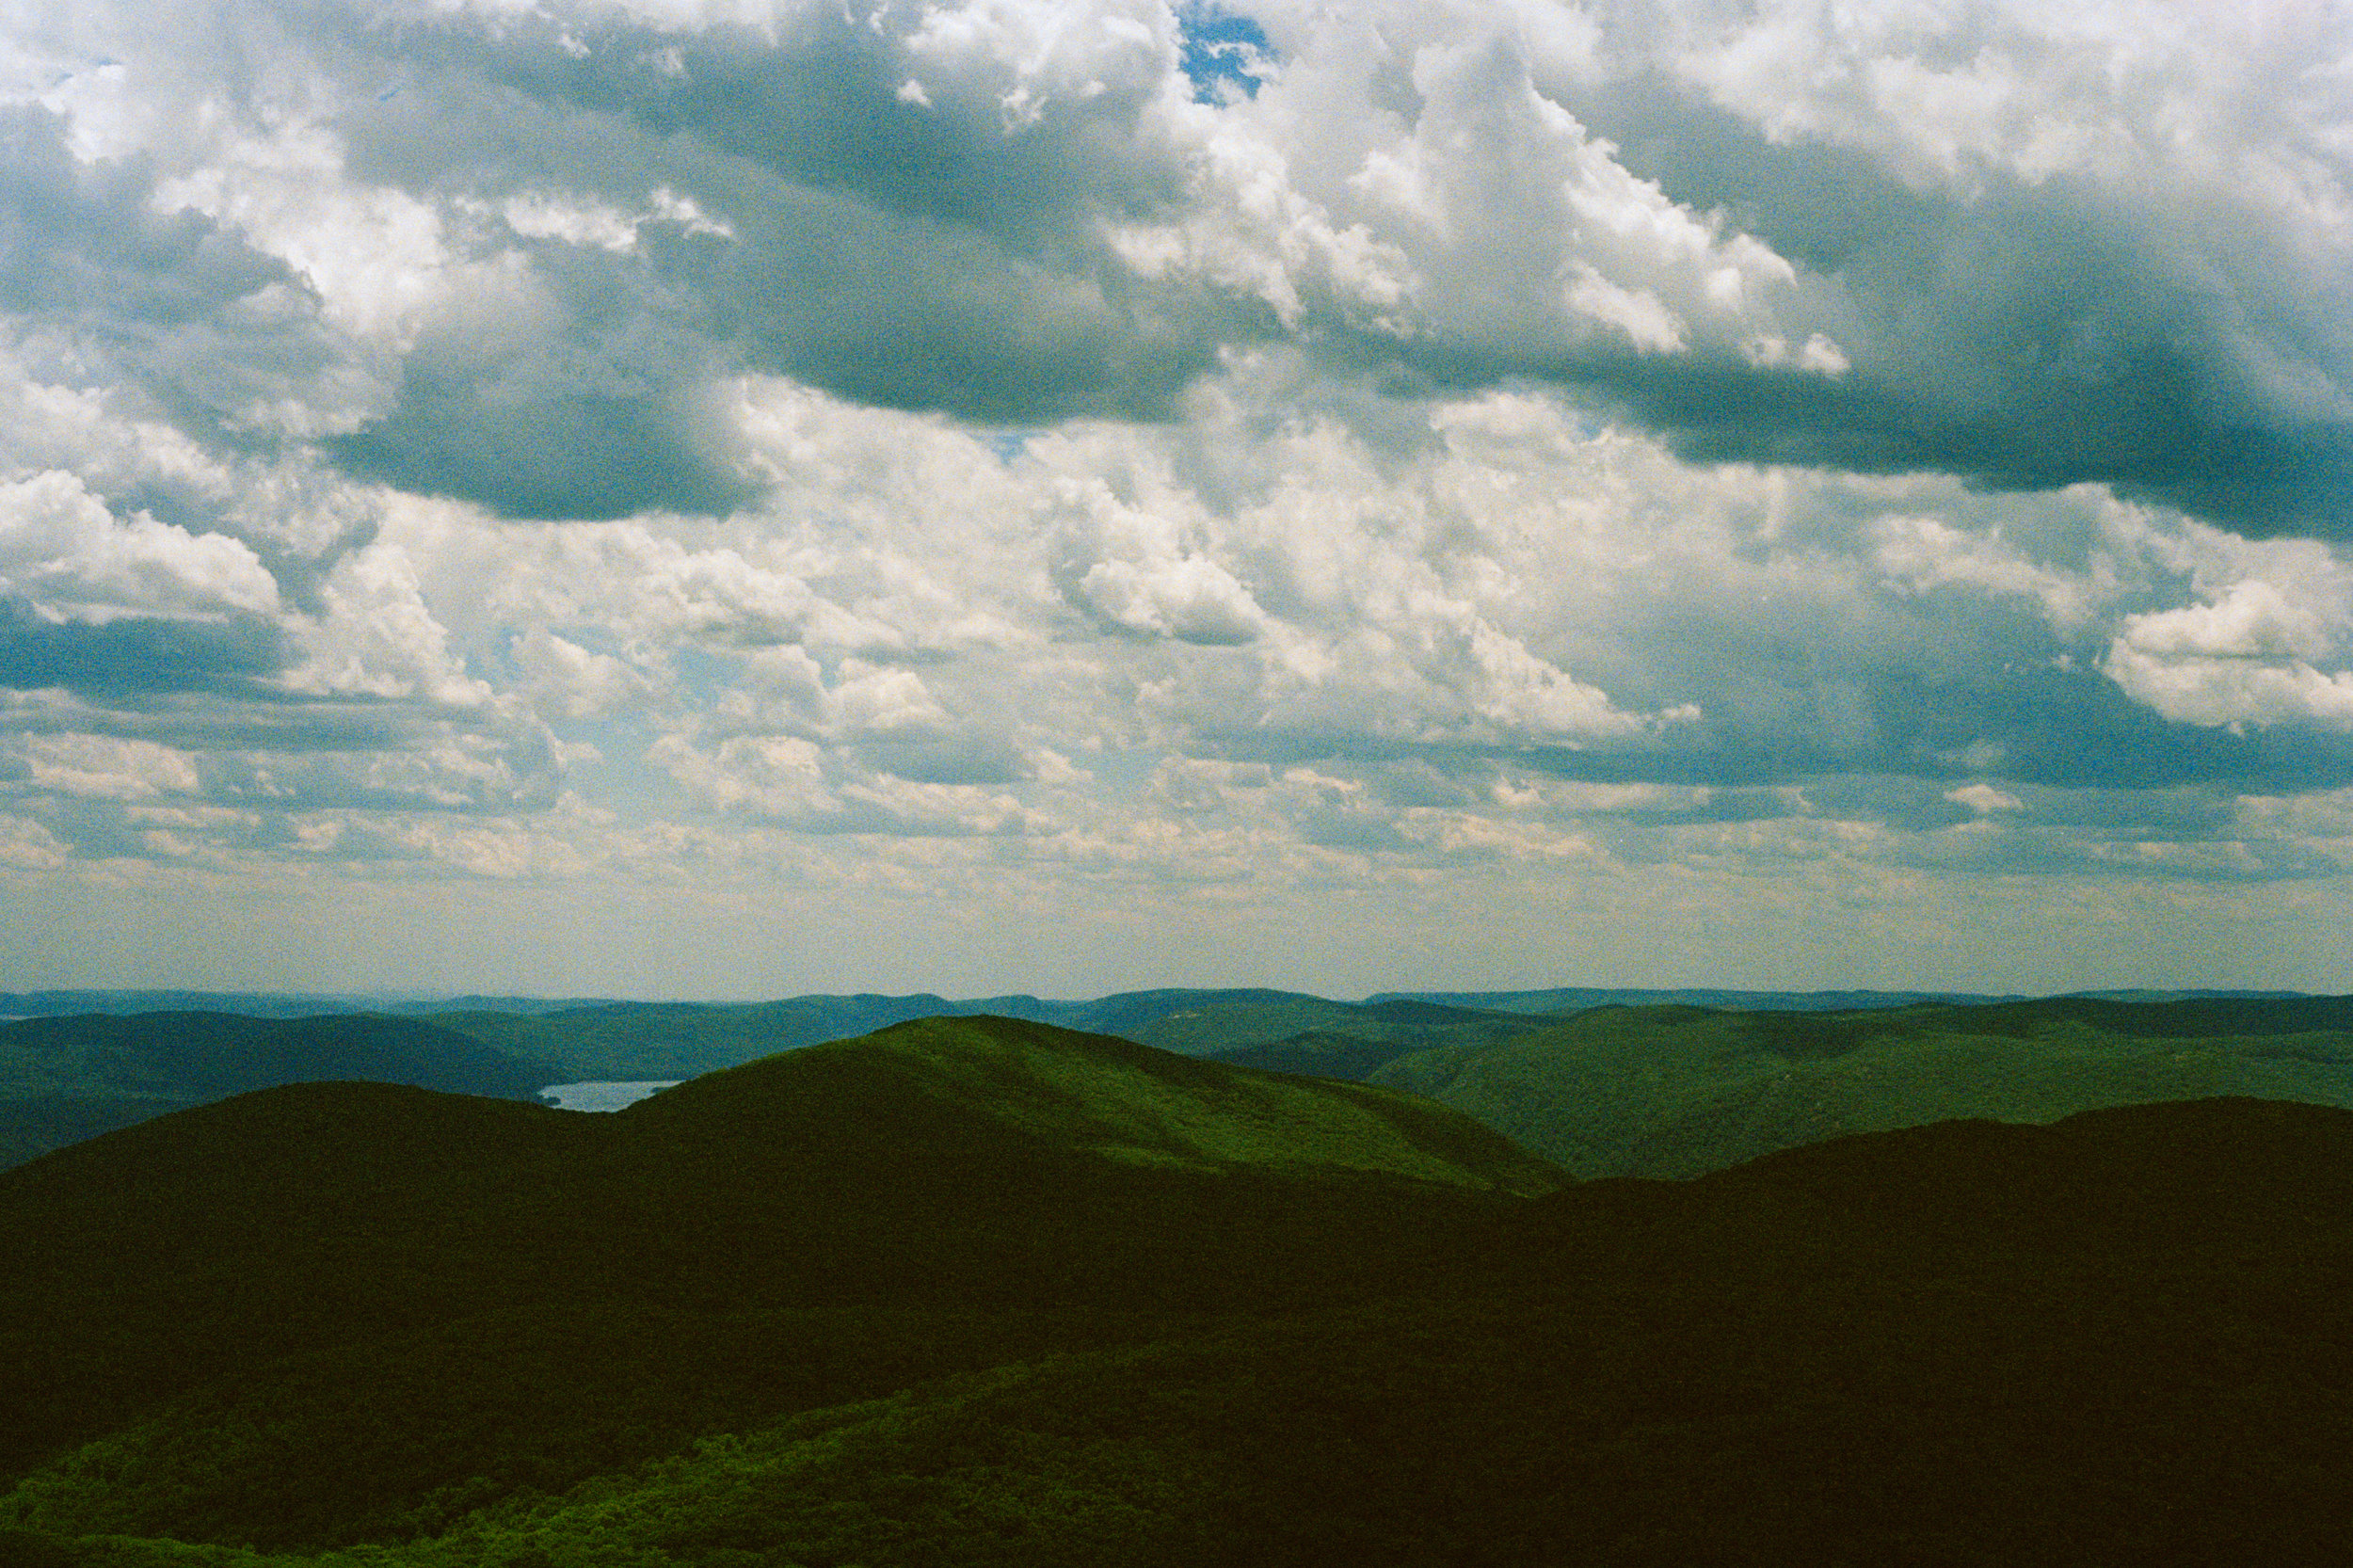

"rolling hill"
[0,1017,1555,1535]
[424,987,1540,1081]
[0,990,1538,1171]
[633,1014,1561,1193]
[0,1012,557,1173]
[1,1036,2348,1564]
[1370,994,2353,1176]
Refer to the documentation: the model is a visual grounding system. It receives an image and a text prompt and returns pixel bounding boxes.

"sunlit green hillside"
[653,1015,1561,1192]
[1372,995,2353,1176]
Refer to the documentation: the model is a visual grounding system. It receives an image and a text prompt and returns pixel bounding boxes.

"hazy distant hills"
[0,990,605,1019]
[5,985,2347,1176]
[1372,984,2308,1013]
[1372,994,2353,1177]
[0,989,1542,1170]
[0,1012,555,1171]
[415,987,1546,1081]
[2,1018,2349,1564]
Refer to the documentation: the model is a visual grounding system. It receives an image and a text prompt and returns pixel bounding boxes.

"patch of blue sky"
[1178,7,1272,104]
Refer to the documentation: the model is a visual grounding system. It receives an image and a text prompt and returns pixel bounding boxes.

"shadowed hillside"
[1371,995,2353,1176]
[0,1017,1552,1527]
[3,1071,2349,1565]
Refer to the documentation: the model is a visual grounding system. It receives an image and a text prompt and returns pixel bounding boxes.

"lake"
[538,1080,681,1112]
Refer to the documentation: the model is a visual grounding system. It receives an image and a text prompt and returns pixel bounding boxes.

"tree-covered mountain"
[426,988,1541,1081]
[1367,984,2302,1014]
[0,992,1541,1171]
[13,988,2353,1179]
[1370,994,2353,1176]
[0,1013,557,1172]
[1,1018,2347,1564]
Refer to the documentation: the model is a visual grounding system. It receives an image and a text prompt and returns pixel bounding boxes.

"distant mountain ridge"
[0,1012,557,1171]
[0,987,1545,1170]
[1367,984,2304,1013]
[8,982,2302,1023]
[0,984,2334,1173]
[1372,995,2353,1177]
[0,990,606,1019]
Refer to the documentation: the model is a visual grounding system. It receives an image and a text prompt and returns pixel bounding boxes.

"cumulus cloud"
[5,0,2353,994]
[2106,581,2353,731]
[0,471,280,622]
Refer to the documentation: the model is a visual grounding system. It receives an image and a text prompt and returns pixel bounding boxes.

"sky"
[3,0,2353,1000]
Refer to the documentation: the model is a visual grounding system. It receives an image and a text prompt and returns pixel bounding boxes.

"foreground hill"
[1372,994,2353,1176]
[4,1078,2350,1564]
[0,1017,1554,1515]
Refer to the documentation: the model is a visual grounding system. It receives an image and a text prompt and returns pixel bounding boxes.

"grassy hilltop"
[2,1014,2352,1564]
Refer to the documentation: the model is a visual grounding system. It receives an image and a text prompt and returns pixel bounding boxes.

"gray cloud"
[0,600,285,699]
[0,104,380,444]
[297,6,1257,515]
[181,4,2353,537]
[332,376,751,521]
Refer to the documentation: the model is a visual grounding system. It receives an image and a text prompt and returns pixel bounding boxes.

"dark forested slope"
[2,1069,2348,1565]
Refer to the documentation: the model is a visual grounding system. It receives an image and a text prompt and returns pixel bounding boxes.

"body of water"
[538,1080,681,1112]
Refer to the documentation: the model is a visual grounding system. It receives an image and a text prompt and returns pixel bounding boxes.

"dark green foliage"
[6,1010,2353,1567]
[1373,995,2353,1176]
[0,1020,1545,1505]
[0,1014,559,1173]
[0,1014,554,1102]
[1197,1030,1425,1080]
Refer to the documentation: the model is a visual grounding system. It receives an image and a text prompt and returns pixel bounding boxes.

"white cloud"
[0,810,67,870]
[514,628,647,719]
[24,735,201,800]
[2105,579,2353,730]
[1945,782,2023,814]
[4,0,2353,994]
[0,471,280,621]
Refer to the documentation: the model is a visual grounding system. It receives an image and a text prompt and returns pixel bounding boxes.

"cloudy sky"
[3,0,2352,1000]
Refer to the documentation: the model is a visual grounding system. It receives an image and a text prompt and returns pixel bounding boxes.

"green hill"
[424,988,1538,1082]
[0,1013,557,1173]
[0,1016,1553,1546]
[5,1087,2351,1564]
[1370,995,2353,1176]
[0,991,1539,1171]
[637,1015,1561,1193]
